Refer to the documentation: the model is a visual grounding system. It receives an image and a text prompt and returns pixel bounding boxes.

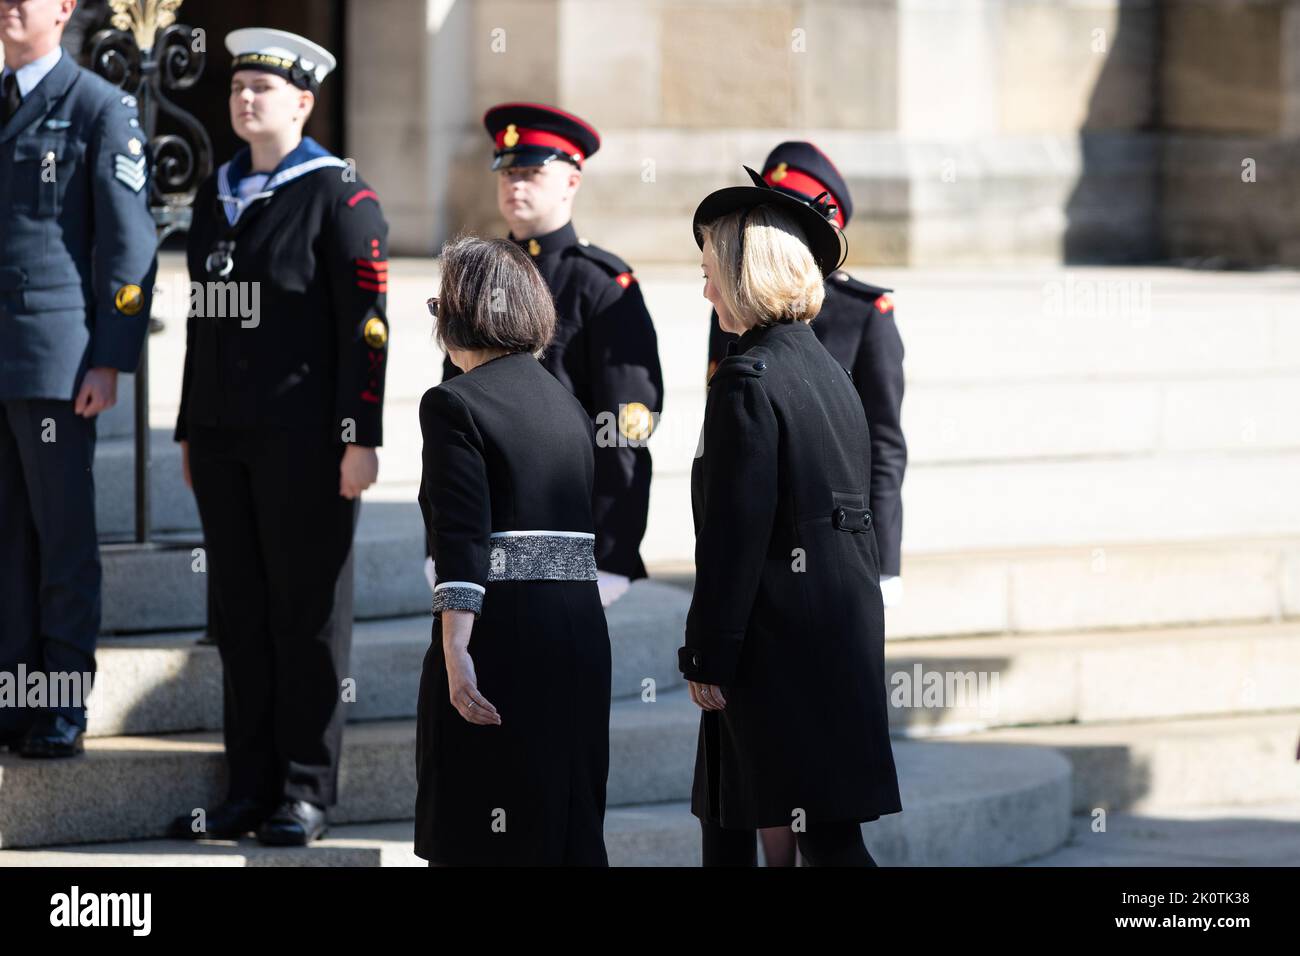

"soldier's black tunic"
[175,139,389,808]
[416,351,611,865]
[707,272,907,575]
[442,222,663,580]
[681,318,903,829]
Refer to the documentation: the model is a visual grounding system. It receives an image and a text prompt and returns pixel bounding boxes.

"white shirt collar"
[2,46,65,99]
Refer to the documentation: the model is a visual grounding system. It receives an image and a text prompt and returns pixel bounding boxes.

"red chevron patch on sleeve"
[355,257,389,293]
[347,189,379,208]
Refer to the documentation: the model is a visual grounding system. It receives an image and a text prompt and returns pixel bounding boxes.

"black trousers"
[0,399,99,737]
[701,819,879,867]
[188,425,357,808]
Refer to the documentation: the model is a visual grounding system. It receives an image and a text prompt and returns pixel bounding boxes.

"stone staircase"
[2,260,1296,866]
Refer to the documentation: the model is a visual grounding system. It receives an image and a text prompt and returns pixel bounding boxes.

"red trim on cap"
[494,127,585,162]
[763,166,845,228]
[483,102,600,141]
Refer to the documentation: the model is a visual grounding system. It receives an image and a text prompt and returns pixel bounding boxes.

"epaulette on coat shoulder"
[573,238,637,288]
[829,270,892,302]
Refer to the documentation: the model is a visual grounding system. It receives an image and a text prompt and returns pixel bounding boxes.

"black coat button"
[236,358,249,371]
[691,652,701,667]
[753,360,766,371]
[835,507,846,525]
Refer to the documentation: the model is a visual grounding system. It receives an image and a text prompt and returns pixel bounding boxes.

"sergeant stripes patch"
[114,154,147,193]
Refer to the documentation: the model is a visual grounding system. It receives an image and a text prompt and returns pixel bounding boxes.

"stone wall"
[334,0,1293,266]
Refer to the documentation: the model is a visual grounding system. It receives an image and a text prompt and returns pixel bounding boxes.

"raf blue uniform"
[0,48,157,749]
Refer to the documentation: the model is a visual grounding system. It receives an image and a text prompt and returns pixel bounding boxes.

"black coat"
[416,351,611,865]
[680,319,903,829]
[707,271,907,575]
[442,222,663,579]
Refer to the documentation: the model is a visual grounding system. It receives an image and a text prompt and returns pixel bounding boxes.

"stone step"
[0,688,698,848]
[1018,802,1300,867]
[94,432,195,539]
[953,710,1300,813]
[643,452,1300,563]
[0,738,1074,865]
[87,580,689,737]
[657,535,1300,639]
[884,620,1300,735]
[101,502,429,632]
[0,687,1073,858]
[83,612,1300,742]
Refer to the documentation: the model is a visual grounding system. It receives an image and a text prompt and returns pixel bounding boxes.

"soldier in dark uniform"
[706,142,907,607]
[435,102,663,607]
[0,0,157,757]
[681,168,903,866]
[165,28,390,845]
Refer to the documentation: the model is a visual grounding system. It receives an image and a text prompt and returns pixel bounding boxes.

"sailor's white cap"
[225,28,336,90]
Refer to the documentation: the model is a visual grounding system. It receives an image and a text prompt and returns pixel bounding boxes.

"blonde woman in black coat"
[680,169,902,866]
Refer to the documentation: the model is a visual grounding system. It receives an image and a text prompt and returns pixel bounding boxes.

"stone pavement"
[1020,802,1300,867]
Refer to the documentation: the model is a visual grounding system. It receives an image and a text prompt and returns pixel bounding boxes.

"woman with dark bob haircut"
[413,236,612,866]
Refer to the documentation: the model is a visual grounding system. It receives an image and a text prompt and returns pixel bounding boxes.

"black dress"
[679,319,903,830]
[415,351,612,865]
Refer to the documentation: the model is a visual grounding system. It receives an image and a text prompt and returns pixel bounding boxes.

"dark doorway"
[66,0,346,163]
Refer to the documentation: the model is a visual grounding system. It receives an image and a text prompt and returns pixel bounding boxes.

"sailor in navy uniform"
[706,142,907,604]
[166,29,390,846]
[435,102,663,607]
[0,5,157,757]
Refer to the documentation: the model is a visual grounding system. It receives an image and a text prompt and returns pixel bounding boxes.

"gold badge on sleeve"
[363,316,388,348]
[618,402,654,441]
[114,284,144,315]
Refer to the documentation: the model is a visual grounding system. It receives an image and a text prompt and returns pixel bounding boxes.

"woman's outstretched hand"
[442,610,502,726]
[446,646,501,725]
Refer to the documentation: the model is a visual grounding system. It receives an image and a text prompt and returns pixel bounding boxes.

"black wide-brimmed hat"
[692,166,847,276]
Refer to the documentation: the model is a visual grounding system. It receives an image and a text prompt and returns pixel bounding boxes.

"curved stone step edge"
[0,738,1073,866]
[953,709,1300,814]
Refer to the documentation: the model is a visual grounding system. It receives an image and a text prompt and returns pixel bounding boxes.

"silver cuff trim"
[431,584,484,616]
[487,531,597,582]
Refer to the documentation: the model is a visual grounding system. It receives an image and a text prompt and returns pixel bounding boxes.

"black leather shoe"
[167,797,272,840]
[18,714,85,758]
[256,799,328,846]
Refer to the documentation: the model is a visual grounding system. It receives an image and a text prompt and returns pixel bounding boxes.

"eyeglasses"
[426,296,439,317]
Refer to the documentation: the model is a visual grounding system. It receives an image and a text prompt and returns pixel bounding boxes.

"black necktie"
[2,73,21,124]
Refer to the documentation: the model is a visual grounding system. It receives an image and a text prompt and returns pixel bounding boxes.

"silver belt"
[431,530,597,617]
[486,530,597,582]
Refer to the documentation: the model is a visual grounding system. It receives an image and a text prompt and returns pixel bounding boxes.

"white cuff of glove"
[880,574,904,608]
[597,570,630,607]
